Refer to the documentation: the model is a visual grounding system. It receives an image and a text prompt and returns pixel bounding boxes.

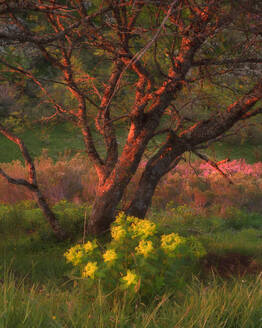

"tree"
[0,0,261,237]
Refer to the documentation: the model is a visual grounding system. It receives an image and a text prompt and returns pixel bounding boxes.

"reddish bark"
[0,1,262,236]
[128,79,262,219]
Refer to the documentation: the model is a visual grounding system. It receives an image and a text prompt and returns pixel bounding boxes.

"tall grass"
[0,270,261,328]
[168,274,262,328]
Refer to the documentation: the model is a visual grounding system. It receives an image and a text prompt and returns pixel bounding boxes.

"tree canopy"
[0,0,262,238]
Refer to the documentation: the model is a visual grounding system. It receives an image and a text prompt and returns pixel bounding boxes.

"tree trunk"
[87,183,126,235]
[87,134,185,235]
[127,149,183,218]
[126,169,160,219]
[33,189,66,241]
[88,160,168,235]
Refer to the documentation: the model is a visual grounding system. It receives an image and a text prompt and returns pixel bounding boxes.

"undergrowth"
[0,200,261,327]
[0,151,262,327]
[1,155,262,217]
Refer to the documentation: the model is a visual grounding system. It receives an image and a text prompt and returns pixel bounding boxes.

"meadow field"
[0,128,262,327]
[1,1,262,326]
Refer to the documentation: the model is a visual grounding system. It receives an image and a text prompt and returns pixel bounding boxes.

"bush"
[53,200,91,237]
[1,155,262,216]
[0,200,89,240]
[64,213,206,299]
[223,207,262,230]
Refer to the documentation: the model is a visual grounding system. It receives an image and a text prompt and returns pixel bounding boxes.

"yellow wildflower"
[64,244,84,266]
[82,262,98,279]
[114,212,126,225]
[135,240,154,257]
[111,225,126,241]
[103,249,117,263]
[130,219,156,239]
[126,216,140,224]
[83,240,97,253]
[161,233,185,255]
[122,270,138,287]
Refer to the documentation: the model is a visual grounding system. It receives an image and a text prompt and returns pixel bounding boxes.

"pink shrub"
[152,159,262,214]
[0,156,261,215]
[199,159,262,178]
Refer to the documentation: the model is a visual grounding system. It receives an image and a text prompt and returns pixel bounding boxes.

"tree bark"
[87,121,158,235]
[126,169,161,219]
[127,145,184,218]
[34,189,66,240]
[127,79,262,219]
[88,184,124,235]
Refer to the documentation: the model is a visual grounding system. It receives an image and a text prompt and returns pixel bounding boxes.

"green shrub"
[0,200,90,241]
[65,213,206,299]
[53,200,91,237]
[224,207,262,230]
[0,203,24,234]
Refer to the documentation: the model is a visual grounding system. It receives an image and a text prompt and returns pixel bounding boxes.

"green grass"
[0,267,261,327]
[0,123,85,163]
[0,202,261,327]
[1,122,262,163]
[207,141,262,163]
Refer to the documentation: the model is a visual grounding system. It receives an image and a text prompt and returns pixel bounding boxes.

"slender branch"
[102,114,130,127]
[102,0,178,115]
[0,5,111,45]
[0,57,75,120]
[192,150,234,184]
[240,107,262,120]
[180,78,262,145]
[0,168,36,191]
[0,122,37,185]
[0,122,66,239]
[193,57,262,66]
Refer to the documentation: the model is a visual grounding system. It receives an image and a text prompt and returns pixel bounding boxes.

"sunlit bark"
[0,0,262,236]
[128,79,262,219]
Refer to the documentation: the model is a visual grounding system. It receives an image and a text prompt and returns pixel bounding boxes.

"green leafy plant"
[65,213,206,298]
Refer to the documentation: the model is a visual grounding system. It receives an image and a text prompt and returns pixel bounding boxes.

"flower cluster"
[129,218,157,239]
[83,240,97,253]
[64,244,85,266]
[111,225,126,241]
[114,211,126,225]
[135,240,154,257]
[82,262,98,279]
[161,233,185,255]
[103,249,117,263]
[121,270,138,287]
[65,212,206,297]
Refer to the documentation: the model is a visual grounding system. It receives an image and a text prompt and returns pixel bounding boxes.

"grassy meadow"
[0,124,262,327]
[1,121,262,164]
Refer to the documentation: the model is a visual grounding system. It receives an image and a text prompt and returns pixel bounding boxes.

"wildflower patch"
[65,213,206,297]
